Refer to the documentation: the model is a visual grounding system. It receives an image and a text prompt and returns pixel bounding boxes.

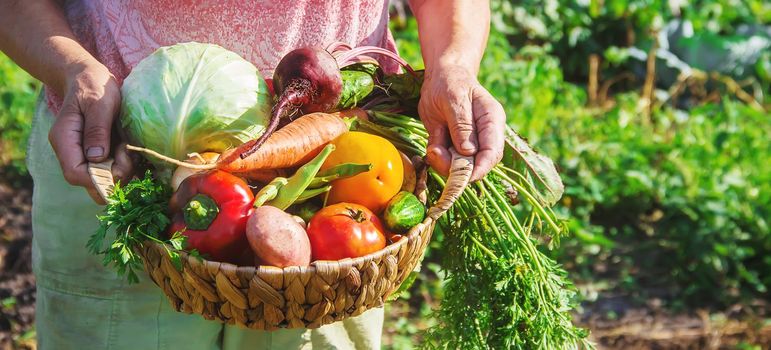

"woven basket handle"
[88,159,116,203]
[88,149,475,211]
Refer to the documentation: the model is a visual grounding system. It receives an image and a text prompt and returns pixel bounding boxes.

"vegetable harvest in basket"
[87,42,591,348]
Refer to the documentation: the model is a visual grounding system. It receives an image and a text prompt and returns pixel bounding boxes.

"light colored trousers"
[27,96,383,350]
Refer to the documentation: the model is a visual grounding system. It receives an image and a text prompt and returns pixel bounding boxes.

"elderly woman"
[0,0,504,349]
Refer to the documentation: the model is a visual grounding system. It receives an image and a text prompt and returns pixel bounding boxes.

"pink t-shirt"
[47,0,397,113]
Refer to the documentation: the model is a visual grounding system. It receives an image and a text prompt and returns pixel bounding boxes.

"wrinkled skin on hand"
[48,61,136,204]
[418,64,505,181]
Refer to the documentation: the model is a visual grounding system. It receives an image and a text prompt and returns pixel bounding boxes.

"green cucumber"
[383,191,426,234]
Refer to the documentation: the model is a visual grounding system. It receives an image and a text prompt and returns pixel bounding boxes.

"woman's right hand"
[48,59,135,204]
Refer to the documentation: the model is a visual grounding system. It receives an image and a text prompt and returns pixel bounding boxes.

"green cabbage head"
[120,42,271,171]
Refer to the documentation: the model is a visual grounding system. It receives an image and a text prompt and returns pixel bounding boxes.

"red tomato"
[307,203,387,261]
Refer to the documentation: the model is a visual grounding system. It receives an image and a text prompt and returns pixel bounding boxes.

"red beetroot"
[240,44,414,159]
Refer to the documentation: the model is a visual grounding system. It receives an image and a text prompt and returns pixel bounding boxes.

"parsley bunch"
[87,171,192,283]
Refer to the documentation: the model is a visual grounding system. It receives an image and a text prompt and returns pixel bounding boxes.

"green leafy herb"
[381,70,424,101]
[503,127,565,206]
[87,171,198,283]
[338,63,379,109]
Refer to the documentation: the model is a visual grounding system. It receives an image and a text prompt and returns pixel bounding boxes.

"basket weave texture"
[88,152,472,330]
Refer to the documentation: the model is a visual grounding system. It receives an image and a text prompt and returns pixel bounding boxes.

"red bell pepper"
[168,170,254,264]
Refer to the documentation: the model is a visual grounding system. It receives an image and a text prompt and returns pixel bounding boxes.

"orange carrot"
[217,112,350,172]
[126,112,351,174]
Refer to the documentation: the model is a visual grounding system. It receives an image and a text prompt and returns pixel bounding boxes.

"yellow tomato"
[320,132,403,213]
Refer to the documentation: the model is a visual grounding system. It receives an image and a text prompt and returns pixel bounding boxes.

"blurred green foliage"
[391,0,770,313]
[0,52,39,181]
[479,0,770,307]
[541,96,770,304]
[494,0,771,81]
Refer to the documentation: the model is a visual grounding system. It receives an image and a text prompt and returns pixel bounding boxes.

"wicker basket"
[87,152,472,330]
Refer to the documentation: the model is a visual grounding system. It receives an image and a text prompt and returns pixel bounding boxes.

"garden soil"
[1,178,769,350]
[0,180,35,350]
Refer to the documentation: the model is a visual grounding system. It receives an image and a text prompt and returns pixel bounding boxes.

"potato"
[246,206,311,267]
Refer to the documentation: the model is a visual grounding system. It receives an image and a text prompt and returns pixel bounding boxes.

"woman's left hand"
[418,64,505,181]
